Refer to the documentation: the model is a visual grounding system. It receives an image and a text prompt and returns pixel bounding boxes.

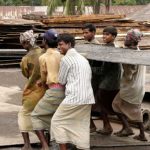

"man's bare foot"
[114,128,134,137]
[21,145,32,150]
[133,135,148,141]
[97,128,113,135]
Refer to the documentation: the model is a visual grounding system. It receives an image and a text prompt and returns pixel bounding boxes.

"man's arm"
[58,59,70,85]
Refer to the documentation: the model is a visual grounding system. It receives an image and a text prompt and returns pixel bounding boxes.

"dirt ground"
[1,68,150,150]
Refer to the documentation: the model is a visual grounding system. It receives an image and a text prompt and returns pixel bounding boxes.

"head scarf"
[20,30,38,46]
[125,29,143,43]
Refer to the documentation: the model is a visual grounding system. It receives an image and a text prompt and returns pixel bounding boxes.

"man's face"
[103,32,115,43]
[58,41,70,55]
[83,28,95,42]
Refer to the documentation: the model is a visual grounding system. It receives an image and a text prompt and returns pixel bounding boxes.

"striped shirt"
[58,48,95,105]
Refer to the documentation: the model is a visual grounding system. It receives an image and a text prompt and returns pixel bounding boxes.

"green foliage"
[112,0,136,5]
[0,0,42,6]
[112,0,150,5]
[0,0,149,6]
[47,0,62,15]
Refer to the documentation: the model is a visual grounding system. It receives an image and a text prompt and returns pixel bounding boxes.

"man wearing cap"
[31,29,65,150]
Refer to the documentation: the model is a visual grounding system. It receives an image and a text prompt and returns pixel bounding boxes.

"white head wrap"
[20,30,38,46]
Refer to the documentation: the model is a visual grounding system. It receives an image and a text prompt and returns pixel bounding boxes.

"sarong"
[112,93,142,122]
[51,104,92,149]
[18,86,46,132]
[31,87,65,130]
[92,89,118,115]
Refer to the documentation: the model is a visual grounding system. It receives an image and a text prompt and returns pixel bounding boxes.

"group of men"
[18,23,147,150]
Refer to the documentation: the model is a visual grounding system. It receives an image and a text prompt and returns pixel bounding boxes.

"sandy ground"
[0,68,39,147]
[0,68,150,150]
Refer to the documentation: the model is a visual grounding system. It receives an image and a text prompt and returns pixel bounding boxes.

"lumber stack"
[0,14,150,50]
[0,49,26,67]
[0,19,46,67]
[40,14,150,49]
[0,19,46,49]
[41,14,149,34]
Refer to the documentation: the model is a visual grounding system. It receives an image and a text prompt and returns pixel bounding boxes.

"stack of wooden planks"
[0,14,150,49]
[0,19,46,49]
[40,14,150,49]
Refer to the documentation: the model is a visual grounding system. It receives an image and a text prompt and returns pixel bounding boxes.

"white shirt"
[58,48,95,105]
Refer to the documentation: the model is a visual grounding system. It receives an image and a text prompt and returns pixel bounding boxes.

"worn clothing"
[58,48,95,105]
[98,43,121,90]
[51,104,91,149]
[112,93,142,122]
[92,43,121,114]
[31,48,64,131]
[20,30,38,46]
[18,86,46,131]
[120,65,145,104]
[125,29,143,43]
[31,87,65,130]
[97,89,119,114]
[90,38,100,44]
[112,47,145,122]
[39,48,62,85]
[18,46,46,132]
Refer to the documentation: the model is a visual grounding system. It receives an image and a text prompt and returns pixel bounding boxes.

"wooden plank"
[75,44,150,66]
[42,14,126,24]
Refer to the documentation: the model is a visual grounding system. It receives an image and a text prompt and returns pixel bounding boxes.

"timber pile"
[0,14,150,67]
[41,14,149,34]
[0,19,46,67]
[0,19,46,49]
[0,14,149,49]
[0,49,26,67]
[40,14,150,49]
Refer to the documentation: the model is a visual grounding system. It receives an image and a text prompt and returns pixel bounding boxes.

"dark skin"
[114,40,147,141]
[83,28,95,42]
[33,39,51,150]
[57,41,74,150]
[20,41,33,150]
[97,32,116,135]
[83,28,97,132]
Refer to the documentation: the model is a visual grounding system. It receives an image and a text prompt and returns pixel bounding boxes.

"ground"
[0,68,150,150]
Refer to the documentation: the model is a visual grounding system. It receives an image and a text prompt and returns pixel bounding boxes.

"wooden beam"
[75,44,150,66]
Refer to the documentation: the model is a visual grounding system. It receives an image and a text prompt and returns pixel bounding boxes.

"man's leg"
[98,111,113,135]
[114,113,134,136]
[133,122,147,141]
[21,132,32,150]
[59,144,67,150]
[90,118,96,133]
[35,130,49,150]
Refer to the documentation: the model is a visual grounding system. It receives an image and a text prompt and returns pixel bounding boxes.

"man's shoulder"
[39,53,47,63]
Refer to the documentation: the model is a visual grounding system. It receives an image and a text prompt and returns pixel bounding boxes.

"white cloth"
[58,48,95,105]
[51,104,91,149]
[120,64,145,104]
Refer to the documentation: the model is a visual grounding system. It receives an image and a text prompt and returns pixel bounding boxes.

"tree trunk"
[105,0,111,14]
[93,0,101,14]
[64,0,76,15]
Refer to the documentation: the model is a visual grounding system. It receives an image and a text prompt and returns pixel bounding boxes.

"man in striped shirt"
[51,33,95,150]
